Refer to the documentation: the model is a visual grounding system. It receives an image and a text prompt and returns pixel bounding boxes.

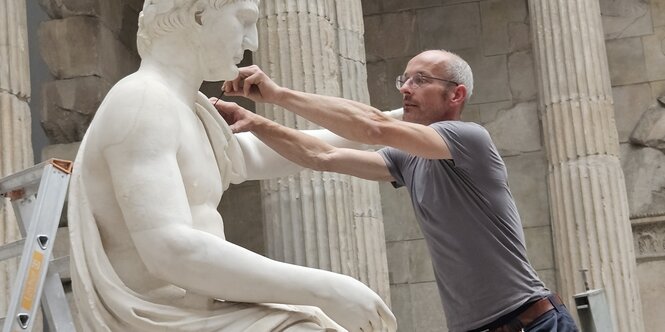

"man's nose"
[399,83,413,95]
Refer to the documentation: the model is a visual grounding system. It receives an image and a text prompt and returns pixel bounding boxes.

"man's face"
[398,51,456,125]
[199,1,259,81]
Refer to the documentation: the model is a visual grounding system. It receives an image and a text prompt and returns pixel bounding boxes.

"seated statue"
[67,0,396,331]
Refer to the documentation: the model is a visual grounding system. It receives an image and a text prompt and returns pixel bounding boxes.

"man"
[213,50,579,332]
[68,0,396,331]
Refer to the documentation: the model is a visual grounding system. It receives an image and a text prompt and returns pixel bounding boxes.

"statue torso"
[80,72,227,296]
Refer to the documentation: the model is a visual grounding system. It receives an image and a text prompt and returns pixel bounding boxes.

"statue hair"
[137,0,259,57]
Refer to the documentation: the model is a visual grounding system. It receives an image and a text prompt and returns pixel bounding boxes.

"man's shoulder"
[430,120,485,131]
[430,121,491,142]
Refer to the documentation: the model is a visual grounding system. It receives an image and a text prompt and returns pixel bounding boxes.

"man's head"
[397,50,473,125]
[137,0,259,80]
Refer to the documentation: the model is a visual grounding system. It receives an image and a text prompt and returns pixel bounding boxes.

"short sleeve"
[431,121,500,177]
[377,147,407,188]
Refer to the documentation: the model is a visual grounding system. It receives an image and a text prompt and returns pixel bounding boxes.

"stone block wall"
[364,0,665,331]
[37,0,141,145]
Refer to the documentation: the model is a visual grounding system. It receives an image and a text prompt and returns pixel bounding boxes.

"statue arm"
[99,109,309,302]
[105,147,392,330]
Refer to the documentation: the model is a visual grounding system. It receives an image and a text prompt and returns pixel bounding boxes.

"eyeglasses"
[395,73,459,90]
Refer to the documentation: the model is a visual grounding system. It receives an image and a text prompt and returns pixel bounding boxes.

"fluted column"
[330,0,390,304]
[256,1,390,303]
[0,0,33,312]
[529,1,643,331]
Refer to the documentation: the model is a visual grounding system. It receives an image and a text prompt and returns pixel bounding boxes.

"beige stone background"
[1,0,664,331]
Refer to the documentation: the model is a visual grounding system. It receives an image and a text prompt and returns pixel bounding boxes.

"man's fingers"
[242,72,263,97]
[233,66,257,94]
[232,77,241,93]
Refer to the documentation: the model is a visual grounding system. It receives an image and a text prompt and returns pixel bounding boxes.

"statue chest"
[176,113,224,206]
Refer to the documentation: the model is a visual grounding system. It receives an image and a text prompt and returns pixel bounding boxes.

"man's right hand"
[222,65,283,103]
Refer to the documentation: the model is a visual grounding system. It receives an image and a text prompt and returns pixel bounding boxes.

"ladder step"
[0,159,72,198]
[51,256,71,280]
[0,239,25,261]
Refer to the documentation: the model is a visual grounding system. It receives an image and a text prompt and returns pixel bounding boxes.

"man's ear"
[450,85,467,105]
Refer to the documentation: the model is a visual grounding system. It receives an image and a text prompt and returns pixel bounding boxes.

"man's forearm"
[273,88,393,145]
[249,115,335,172]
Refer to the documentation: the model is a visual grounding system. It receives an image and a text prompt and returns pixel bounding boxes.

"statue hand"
[210,98,258,133]
[222,65,283,103]
[319,275,397,332]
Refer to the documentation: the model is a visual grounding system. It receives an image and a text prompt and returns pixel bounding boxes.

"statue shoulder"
[105,73,177,111]
[89,74,186,149]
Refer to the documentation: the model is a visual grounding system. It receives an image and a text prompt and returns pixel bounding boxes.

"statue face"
[199,1,259,81]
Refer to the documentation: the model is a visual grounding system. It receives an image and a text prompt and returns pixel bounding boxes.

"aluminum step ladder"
[0,159,75,332]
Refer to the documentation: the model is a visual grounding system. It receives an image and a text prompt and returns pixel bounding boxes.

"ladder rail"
[1,159,75,332]
[41,271,76,332]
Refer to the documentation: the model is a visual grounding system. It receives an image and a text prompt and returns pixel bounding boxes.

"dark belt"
[487,295,562,332]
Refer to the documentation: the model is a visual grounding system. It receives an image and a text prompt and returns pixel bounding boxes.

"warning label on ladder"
[21,251,44,311]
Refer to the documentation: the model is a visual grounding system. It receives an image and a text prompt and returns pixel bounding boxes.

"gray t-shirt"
[378,121,548,332]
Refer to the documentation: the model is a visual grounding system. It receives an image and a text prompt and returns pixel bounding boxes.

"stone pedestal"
[256,1,390,302]
[529,0,644,330]
[0,0,33,312]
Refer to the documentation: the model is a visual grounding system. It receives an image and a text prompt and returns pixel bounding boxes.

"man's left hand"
[209,98,258,134]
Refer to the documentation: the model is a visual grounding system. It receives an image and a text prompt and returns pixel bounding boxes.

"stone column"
[256,1,390,302]
[0,0,33,312]
[331,0,390,304]
[529,1,644,331]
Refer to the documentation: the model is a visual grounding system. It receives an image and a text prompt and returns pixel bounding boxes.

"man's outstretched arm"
[213,99,394,182]
[223,65,451,160]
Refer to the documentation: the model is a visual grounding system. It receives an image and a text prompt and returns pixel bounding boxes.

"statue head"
[137,0,260,80]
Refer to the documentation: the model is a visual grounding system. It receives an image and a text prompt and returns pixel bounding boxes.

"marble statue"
[67,0,396,331]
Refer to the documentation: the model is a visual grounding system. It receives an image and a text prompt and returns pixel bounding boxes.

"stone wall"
[37,0,141,148]
[363,0,665,331]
